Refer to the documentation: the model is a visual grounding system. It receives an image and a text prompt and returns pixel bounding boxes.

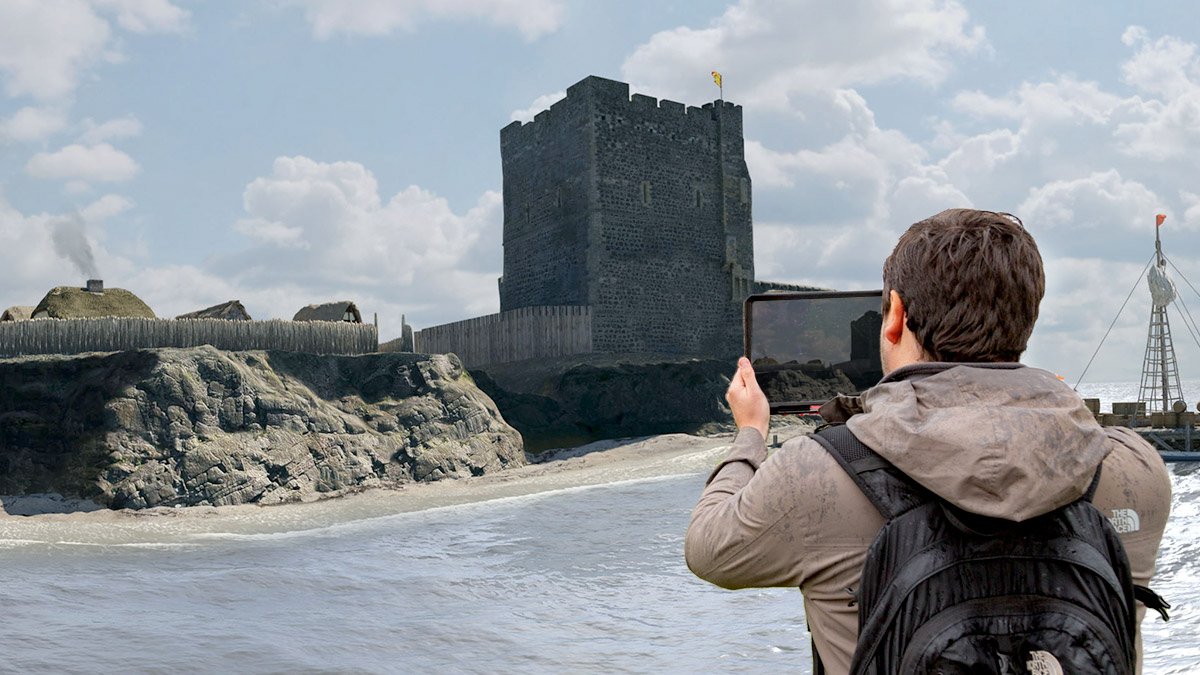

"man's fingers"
[726,358,749,403]
[737,357,761,393]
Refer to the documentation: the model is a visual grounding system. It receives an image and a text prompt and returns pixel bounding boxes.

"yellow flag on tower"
[711,71,723,88]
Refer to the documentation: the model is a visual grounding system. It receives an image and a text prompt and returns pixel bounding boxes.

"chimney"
[86,279,104,293]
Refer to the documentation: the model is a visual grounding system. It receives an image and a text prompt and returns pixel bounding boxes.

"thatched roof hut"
[176,300,252,321]
[1,306,34,322]
[293,301,362,323]
[32,284,156,319]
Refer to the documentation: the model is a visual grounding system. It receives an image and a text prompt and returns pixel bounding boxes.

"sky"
[2,0,1200,383]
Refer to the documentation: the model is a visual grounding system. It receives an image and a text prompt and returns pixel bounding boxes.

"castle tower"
[498,76,754,356]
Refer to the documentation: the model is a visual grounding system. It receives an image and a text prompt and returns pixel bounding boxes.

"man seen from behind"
[685,208,1172,673]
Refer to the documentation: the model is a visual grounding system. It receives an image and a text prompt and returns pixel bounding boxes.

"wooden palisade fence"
[0,318,379,357]
[414,305,592,367]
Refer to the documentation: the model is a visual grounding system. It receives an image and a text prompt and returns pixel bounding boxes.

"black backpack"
[810,424,1169,675]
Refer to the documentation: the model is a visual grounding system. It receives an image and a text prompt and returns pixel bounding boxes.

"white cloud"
[622,0,985,112]
[1019,171,1163,237]
[78,114,142,144]
[0,106,69,142]
[925,28,1200,264]
[952,77,1124,125]
[81,193,135,221]
[284,0,565,41]
[745,89,967,288]
[1107,28,1200,161]
[0,155,502,338]
[721,21,1200,380]
[0,195,126,309]
[0,0,113,100]
[510,91,566,123]
[1014,171,1174,270]
[234,217,309,249]
[233,156,498,283]
[1025,256,1156,381]
[218,155,504,333]
[1182,192,1200,230]
[25,142,140,183]
[65,180,95,195]
[1119,27,1198,98]
[0,0,188,101]
[91,0,189,34]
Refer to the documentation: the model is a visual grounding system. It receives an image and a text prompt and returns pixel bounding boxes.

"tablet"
[743,290,885,414]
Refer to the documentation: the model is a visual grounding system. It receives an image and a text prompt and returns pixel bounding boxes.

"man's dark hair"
[882,208,1045,363]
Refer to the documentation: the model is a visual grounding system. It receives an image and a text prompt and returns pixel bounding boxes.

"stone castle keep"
[416,75,809,366]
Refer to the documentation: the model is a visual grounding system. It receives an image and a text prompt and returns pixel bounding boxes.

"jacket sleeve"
[684,427,814,589]
[1094,426,1173,675]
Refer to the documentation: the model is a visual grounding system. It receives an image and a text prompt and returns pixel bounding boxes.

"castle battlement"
[496,75,754,358]
[501,76,742,148]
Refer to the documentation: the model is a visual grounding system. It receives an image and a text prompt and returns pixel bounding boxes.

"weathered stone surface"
[0,347,524,509]
[474,353,857,453]
[474,358,730,453]
[499,76,755,357]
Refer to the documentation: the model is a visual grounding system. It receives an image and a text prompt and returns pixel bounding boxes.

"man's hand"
[726,357,769,439]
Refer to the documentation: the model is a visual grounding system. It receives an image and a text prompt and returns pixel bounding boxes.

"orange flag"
[1156,213,1167,227]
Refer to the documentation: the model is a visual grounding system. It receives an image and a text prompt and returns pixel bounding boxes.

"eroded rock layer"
[0,348,523,508]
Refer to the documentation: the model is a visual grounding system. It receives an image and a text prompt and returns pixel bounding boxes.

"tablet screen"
[744,290,885,413]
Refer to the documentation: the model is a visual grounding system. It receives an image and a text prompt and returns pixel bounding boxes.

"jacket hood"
[844,363,1110,522]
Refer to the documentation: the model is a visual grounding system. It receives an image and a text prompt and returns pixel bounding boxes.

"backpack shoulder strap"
[811,424,931,520]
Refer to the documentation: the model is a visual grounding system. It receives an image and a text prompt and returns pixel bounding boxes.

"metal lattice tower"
[1137,220,1185,414]
[1137,304,1184,413]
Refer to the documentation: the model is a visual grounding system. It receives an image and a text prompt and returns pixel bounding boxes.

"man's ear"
[883,289,906,346]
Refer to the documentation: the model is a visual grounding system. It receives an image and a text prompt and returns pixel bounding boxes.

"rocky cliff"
[470,356,726,453]
[472,354,859,453]
[0,348,523,509]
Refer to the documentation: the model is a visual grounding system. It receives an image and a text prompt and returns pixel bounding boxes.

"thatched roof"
[32,286,156,319]
[293,301,362,323]
[176,300,252,321]
[1,306,34,322]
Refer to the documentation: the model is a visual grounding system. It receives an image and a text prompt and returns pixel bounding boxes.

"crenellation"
[498,75,755,356]
[427,75,808,364]
[658,99,685,115]
[631,93,657,109]
[504,78,743,156]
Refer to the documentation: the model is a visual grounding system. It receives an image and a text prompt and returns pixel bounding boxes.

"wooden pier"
[1084,398,1199,458]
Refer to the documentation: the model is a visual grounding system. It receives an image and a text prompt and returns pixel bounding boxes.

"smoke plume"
[49,212,100,279]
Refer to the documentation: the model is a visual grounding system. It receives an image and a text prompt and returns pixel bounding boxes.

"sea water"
[0,391,1196,673]
[0,476,816,673]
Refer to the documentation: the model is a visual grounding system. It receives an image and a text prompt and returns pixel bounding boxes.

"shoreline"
[0,431,748,547]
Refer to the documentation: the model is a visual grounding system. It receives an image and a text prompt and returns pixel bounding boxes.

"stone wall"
[499,76,754,358]
[499,86,593,310]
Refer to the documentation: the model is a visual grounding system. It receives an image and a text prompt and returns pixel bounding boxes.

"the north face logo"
[1109,508,1141,533]
[1026,650,1064,675]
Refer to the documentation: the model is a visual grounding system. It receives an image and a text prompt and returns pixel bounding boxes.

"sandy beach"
[0,427,819,547]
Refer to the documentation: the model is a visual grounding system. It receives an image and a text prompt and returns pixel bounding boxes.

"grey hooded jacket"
[685,363,1172,674]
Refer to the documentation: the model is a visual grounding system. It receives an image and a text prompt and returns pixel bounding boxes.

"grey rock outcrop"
[471,353,858,453]
[0,347,523,509]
